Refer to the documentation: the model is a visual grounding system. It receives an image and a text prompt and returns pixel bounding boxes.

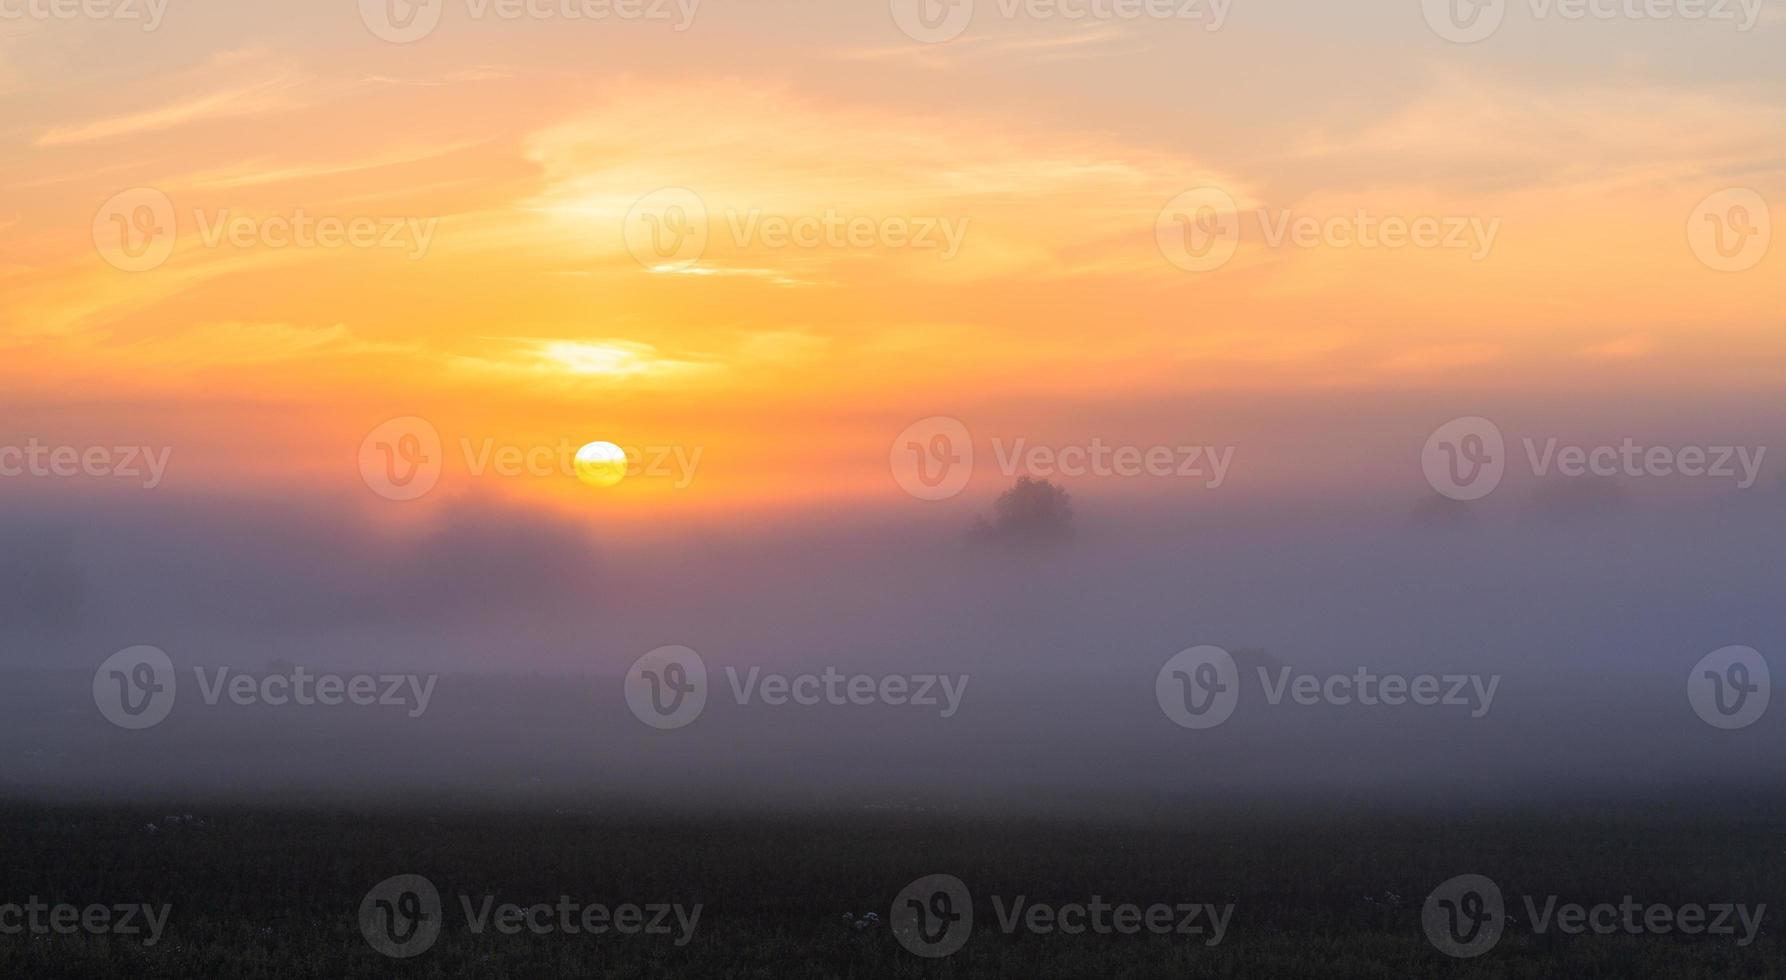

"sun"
[574,442,628,487]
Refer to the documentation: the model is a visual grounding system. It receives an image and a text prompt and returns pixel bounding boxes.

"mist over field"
[6,473,1782,815]
[4,0,1783,973]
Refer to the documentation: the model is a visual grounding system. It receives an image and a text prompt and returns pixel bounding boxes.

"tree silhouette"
[971,476,1073,547]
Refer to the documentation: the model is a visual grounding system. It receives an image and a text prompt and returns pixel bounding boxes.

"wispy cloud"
[459,337,722,383]
[35,65,307,146]
[1295,68,1786,195]
[170,139,490,190]
[519,80,1238,282]
[835,22,1134,67]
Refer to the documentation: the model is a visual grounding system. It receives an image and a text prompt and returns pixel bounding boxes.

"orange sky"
[1,2,1780,515]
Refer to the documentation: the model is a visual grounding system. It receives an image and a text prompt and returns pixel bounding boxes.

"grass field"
[1,800,1782,978]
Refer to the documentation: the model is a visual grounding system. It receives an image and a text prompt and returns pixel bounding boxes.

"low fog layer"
[3,481,1784,815]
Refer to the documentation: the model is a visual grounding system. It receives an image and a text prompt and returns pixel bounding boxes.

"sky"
[1,1,1784,808]
[1,0,1780,518]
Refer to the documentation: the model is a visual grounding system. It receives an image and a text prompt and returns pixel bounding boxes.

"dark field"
[3,800,1783,978]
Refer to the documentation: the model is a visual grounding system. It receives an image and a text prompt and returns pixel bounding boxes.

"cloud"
[491,338,720,380]
[35,75,307,147]
[517,80,1241,282]
[169,139,489,191]
[34,49,308,147]
[835,22,1139,67]
[1294,69,1786,195]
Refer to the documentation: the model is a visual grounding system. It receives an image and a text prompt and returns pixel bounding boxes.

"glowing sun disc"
[574,441,628,487]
